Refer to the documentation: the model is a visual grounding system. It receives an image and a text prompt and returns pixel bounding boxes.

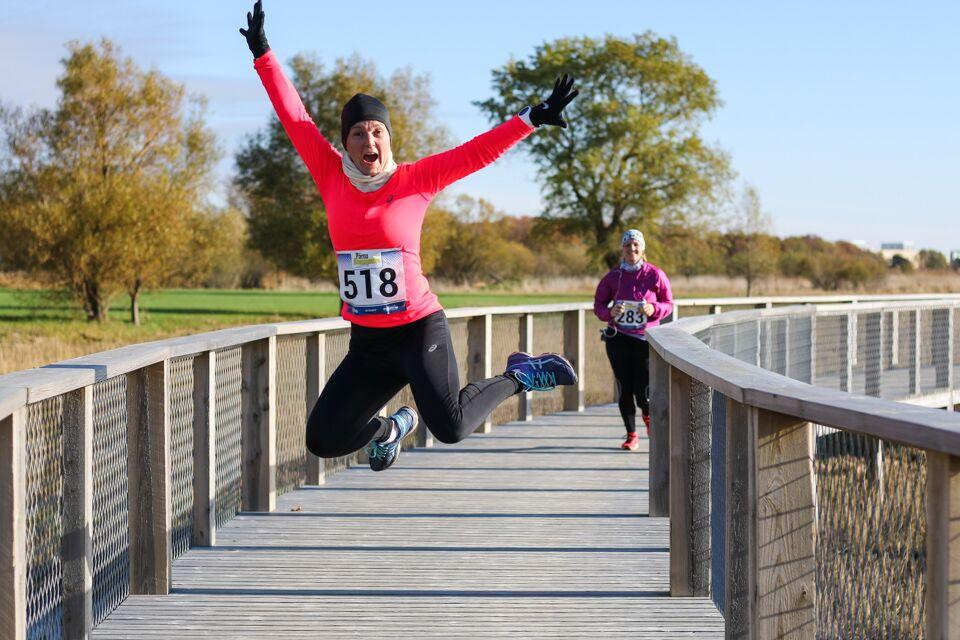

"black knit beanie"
[340,93,392,146]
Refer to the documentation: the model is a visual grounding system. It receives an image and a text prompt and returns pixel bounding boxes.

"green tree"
[235,53,450,282]
[918,249,948,271]
[0,40,217,322]
[476,33,733,266]
[724,186,779,296]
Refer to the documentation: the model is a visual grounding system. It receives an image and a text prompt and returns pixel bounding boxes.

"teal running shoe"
[367,406,419,472]
[505,352,577,392]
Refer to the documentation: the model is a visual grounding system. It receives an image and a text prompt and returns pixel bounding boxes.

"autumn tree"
[476,33,733,267]
[0,40,217,322]
[724,186,780,296]
[235,53,450,282]
[918,249,948,271]
[431,195,536,284]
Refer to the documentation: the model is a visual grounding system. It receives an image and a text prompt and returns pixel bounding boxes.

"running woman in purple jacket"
[593,230,674,451]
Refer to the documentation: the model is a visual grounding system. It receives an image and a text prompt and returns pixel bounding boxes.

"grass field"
[0,288,593,375]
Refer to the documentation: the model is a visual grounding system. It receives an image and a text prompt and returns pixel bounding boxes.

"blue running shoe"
[367,407,419,472]
[505,352,577,392]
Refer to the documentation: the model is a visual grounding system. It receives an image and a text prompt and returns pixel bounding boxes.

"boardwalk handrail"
[1,292,958,638]
[646,297,960,638]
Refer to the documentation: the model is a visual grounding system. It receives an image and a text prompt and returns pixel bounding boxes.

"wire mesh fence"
[214,347,243,529]
[91,376,130,627]
[532,313,564,415]
[25,396,65,639]
[168,355,195,560]
[683,304,957,635]
[814,426,926,639]
[584,317,616,407]
[323,329,355,474]
[490,314,521,425]
[276,336,308,496]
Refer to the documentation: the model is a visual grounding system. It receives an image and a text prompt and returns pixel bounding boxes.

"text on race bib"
[337,248,407,315]
[615,300,647,329]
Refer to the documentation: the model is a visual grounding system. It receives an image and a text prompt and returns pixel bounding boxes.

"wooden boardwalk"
[93,405,723,639]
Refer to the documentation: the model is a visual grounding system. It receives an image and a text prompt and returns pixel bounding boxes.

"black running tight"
[604,332,650,434]
[306,310,519,458]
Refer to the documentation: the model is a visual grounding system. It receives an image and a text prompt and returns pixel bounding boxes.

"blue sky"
[3,1,958,254]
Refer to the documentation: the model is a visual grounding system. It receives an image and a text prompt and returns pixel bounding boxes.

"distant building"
[880,241,919,267]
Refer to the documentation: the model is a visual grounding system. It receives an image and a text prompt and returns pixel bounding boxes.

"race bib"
[337,248,407,315]
[615,300,647,329]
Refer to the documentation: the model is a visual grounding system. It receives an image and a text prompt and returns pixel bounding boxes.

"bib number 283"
[337,248,407,315]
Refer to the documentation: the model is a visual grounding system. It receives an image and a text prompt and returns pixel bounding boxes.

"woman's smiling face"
[345,120,391,176]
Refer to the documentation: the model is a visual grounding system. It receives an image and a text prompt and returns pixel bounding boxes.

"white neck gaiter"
[341,151,398,193]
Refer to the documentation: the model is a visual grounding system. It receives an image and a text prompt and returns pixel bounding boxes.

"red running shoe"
[642,414,651,438]
[621,433,639,451]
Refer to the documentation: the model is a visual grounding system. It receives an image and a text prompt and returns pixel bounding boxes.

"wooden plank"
[669,366,694,596]
[91,405,725,639]
[925,451,960,638]
[305,334,326,483]
[518,314,534,421]
[242,338,277,512]
[563,310,586,412]
[913,309,923,395]
[753,408,816,639]
[724,397,756,639]
[467,315,493,434]
[127,362,172,595]
[648,348,670,518]
[0,409,26,640]
[62,386,93,638]
[192,352,217,547]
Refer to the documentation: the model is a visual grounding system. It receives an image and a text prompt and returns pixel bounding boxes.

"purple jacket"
[593,262,674,339]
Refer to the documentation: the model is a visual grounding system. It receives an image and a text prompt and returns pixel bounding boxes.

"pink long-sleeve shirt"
[254,50,534,328]
[593,263,674,339]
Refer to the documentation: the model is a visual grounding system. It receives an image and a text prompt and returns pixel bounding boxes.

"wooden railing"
[2,293,959,638]
[647,298,960,638]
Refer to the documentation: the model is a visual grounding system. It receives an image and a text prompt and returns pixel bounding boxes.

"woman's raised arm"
[241,1,340,181]
[409,75,579,197]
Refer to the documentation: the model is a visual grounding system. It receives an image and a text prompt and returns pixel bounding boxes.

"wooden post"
[62,387,93,638]
[467,315,493,433]
[669,366,694,596]
[709,305,722,315]
[891,310,900,367]
[725,397,756,639]
[126,362,172,595]
[753,408,817,639]
[242,337,277,512]
[563,309,586,412]
[926,451,960,638]
[842,314,854,392]
[950,307,956,411]
[648,348,670,518]
[808,315,818,386]
[0,409,26,640]
[305,333,327,482]
[192,352,216,547]
[910,309,923,395]
[519,314,534,421]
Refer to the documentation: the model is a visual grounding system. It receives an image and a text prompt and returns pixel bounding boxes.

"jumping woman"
[240,1,580,471]
[593,230,674,451]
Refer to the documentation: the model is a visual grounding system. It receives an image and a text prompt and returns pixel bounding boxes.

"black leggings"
[604,332,650,434]
[306,310,519,458]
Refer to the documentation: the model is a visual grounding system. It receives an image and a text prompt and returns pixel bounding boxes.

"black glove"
[239,0,270,59]
[529,74,579,128]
